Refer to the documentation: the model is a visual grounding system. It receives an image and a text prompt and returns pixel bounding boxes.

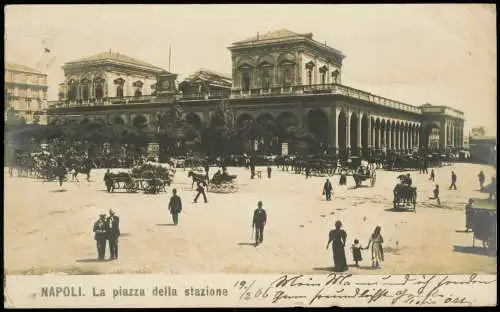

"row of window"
[5,71,47,85]
[7,99,43,111]
[65,84,145,101]
[6,87,47,98]
[240,67,340,91]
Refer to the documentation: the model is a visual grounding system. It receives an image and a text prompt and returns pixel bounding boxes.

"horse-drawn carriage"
[352,165,377,188]
[108,163,174,194]
[337,156,376,187]
[188,169,238,193]
[465,198,497,250]
[393,182,417,211]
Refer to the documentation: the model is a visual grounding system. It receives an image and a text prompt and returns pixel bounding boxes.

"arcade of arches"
[231,107,464,156]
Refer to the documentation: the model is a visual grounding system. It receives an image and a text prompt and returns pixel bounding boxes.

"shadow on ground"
[384,207,415,213]
[238,242,256,247]
[51,189,67,193]
[452,245,496,257]
[76,258,111,263]
[156,224,176,226]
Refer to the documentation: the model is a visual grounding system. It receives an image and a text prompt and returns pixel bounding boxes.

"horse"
[71,162,93,182]
[393,184,417,211]
[187,170,208,189]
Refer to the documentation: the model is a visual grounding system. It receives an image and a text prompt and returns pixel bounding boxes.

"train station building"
[47,29,465,156]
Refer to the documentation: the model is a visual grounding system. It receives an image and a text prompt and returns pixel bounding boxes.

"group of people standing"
[92,209,120,261]
[326,220,385,271]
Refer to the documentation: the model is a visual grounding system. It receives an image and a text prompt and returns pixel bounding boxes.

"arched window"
[282,67,292,88]
[262,69,271,90]
[116,85,124,98]
[133,80,143,97]
[94,79,104,100]
[242,72,250,91]
[81,81,90,100]
[68,81,77,101]
[307,70,312,86]
[114,78,125,98]
[321,72,326,85]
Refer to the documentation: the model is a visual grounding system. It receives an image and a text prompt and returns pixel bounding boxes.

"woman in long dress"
[366,226,384,268]
[326,220,348,272]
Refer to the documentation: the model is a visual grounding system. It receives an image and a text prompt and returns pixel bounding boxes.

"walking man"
[107,209,120,260]
[168,188,182,225]
[194,180,208,203]
[267,166,272,179]
[252,201,267,246]
[429,169,435,181]
[323,178,333,201]
[93,213,108,261]
[104,169,114,192]
[478,171,485,190]
[449,171,457,190]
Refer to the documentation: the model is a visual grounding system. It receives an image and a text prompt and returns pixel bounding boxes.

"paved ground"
[4,162,496,275]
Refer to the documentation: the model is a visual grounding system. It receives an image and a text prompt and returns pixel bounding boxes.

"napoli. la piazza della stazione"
[5,23,496,280]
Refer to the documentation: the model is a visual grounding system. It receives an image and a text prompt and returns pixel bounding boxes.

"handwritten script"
[233,273,496,307]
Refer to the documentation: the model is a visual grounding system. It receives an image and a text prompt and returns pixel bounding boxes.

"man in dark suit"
[104,169,114,192]
[323,178,333,201]
[107,209,120,260]
[169,188,182,225]
[93,214,108,261]
[194,180,208,203]
[252,201,267,246]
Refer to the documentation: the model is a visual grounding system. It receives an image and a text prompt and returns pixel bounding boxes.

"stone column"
[328,107,336,153]
[335,108,340,154]
[416,127,420,148]
[409,126,413,150]
[357,113,362,155]
[346,111,351,150]
[377,125,381,149]
[386,125,391,150]
[367,115,372,148]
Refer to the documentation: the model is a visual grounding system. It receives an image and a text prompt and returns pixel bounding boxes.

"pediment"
[319,65,329,73]
[259,61,274,68]
[81,78,91,84]
[238,63,254,70]
[133,80,144,88]
[114,77,125,85]
[305,60,315,69]
[278,53,296,65]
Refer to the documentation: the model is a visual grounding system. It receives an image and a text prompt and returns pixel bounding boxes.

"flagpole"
[168,46,171,72]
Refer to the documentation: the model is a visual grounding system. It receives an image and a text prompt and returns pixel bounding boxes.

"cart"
[466,198,497,250]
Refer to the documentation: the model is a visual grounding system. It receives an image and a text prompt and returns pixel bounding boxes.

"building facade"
[5,63,48,124]
[47,30,465,155]
[56,51,167,107]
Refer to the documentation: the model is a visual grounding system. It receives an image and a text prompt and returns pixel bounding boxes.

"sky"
[4,4,497,136]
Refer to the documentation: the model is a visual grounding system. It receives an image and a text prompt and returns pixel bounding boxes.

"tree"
[205,99,236,155]
[471,127,486,138]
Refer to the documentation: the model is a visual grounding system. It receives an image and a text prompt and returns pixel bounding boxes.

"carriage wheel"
[125,181,138,193]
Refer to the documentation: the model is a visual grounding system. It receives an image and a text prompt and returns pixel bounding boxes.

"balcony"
[178,89,230,101]
[48,95,158,108]
[230,83,422,114]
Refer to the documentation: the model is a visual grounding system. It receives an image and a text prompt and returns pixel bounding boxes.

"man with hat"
[252,201,267,246]
[93,213,108,260]
[107,209,120,260]
[168,188,183,225]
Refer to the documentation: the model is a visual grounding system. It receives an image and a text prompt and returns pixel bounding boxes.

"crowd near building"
[4,63,49,124]
[44,29,466,157]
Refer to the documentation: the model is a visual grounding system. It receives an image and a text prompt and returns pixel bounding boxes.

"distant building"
[5,63,48,124]
[178,69,231,100]
[469,136,497,165]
